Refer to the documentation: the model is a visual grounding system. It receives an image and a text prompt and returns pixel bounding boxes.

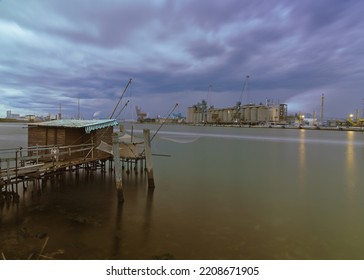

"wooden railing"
[0,143,94,179]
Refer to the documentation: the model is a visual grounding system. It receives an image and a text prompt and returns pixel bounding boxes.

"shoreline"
[0,118,30,123]
[1,118,362,132]
[122,121,364,132]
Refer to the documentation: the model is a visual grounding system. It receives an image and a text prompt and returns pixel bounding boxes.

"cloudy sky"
[1,0,364,120]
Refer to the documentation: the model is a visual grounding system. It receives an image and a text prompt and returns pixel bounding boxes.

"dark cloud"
[187,40,226,60]
[1,0,364,119]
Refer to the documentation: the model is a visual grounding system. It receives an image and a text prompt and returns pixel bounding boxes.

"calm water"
[1,122,364,259]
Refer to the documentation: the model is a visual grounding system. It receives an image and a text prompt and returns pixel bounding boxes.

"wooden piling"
[134,159,138,174]
[140,158,144,173]
[112,133,124,203]
[143,129,155,188]
[0,186,3,204]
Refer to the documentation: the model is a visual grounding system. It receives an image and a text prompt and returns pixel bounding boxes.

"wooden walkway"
[0,143,146,204]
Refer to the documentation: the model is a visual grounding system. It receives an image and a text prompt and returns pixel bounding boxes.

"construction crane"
[110,78,132,119]
[136,106,147,122]
[237,75,250,107]
[233,75,250,123]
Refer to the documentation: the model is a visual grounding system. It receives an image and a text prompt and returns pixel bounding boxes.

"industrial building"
[187,102,287,125]
[6,110,21,120]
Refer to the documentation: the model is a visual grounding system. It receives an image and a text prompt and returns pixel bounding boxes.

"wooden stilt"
[0,186,4,204]
[112,133,124,203]
[134,159,138,174]
[143,129,155,188]
[126,159,130,174]
[140,158,143,173]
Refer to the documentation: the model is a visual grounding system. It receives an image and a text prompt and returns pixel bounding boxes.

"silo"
[250,107,257,123]
[220,109,226,123]
[243,107,250,122]
[269,106,279,122]
[187,107,195,123]
[218,109,224,123]
[227,109,233,123]
[257,106,268,122]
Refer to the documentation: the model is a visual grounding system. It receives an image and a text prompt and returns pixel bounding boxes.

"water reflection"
[3,123,364,259]
[111,202,123,259]
[144,187,154,231]
[345,131,356,202]
[298,129,306,190]
[108,169,155,259]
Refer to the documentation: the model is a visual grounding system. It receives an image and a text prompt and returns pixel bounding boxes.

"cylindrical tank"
[257,106,267,122]
[243,107,250,122]
[250,107,257,122]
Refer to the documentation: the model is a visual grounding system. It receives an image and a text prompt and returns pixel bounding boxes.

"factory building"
[187,103,287,125]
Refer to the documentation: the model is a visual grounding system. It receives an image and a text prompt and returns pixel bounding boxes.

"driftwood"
[38,254,53,260]
[26,236,50,260]
[37,236,49,260]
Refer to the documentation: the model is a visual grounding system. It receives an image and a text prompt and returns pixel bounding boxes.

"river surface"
[1,122,364,259]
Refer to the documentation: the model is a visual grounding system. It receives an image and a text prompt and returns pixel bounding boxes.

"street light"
[300,114,305,123]
[298,113,305,127]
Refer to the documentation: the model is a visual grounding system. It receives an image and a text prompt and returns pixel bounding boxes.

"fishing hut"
[0,119,156,204]
[0,119,118,202]
[27,119,119,168]
[28,119,117,155]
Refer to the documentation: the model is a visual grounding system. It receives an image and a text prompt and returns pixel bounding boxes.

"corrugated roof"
[28,119,119,134]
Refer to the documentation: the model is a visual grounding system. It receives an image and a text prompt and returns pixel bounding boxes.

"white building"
[187,104,287,125]
[6,110,21,119]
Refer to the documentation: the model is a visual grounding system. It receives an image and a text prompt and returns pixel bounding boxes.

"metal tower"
[320,93,324,125]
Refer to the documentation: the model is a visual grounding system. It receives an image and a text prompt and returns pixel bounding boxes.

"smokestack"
[320,94,324,125]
